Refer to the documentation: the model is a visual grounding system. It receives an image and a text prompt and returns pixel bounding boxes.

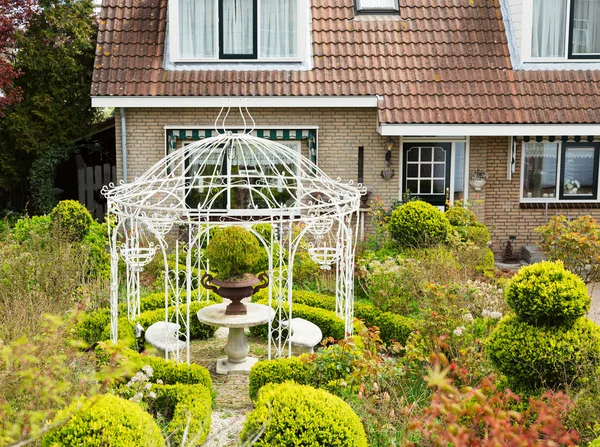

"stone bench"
[281,318,323,354]
[144,321,187,359]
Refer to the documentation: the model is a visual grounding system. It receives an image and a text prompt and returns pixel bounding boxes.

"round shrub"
[49,200,93,241]
[152,384,212,446]
[43,394,165,447]
[249,357,313,401]
[445,205,477,227]
[241,382,368,447]
[206,226,261,279]
[506,261,590,325]
[486,315,600,388]
[388,201,453,247]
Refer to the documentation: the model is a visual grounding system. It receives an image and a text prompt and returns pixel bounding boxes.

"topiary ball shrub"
[486,315,600,389]
[206,226,262,280]
[43,394,165,447]
[240,382,368,447]
[388,201,453,248]
[249,357,313,401]
[445,205,477,227]
[49,200,93,241]
[506,261,590,325]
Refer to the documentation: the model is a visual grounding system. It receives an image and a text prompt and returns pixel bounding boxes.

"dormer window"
[529,0,600,60]
[355,0,399,13]
[171,0,306,62]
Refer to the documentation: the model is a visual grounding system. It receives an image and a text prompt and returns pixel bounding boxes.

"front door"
[403,143,451,210]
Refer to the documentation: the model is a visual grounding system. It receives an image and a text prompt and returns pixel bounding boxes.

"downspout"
[119,107,128,183]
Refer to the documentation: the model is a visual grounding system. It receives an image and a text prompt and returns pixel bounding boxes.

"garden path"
[588,283,600,325]
[190,327,267,447]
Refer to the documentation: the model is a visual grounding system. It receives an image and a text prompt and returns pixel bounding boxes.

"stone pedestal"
[197,303,274,375]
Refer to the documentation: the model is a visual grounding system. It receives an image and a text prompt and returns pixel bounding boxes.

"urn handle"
[253,272,269,294]
[200,272,218,293]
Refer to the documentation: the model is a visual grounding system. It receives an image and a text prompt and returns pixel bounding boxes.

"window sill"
[520,201,600,209]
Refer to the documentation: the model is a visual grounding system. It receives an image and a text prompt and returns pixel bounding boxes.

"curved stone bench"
[281,318,323,354]
[144,321,187,359]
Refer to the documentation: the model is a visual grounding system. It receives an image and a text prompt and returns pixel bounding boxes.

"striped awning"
[521,136,600,143]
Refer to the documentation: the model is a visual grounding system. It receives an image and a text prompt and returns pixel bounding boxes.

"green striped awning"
[166,128,318,166]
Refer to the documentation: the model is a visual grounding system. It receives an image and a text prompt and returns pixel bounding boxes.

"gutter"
[119,107,127,183]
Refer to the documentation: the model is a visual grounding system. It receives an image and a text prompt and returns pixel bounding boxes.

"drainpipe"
[119,107,128,183]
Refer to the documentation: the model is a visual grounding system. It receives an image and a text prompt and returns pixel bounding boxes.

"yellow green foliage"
[206,226,261,279]
[486,316,600,389]
[249,357,312,401]
[506,261,590,325]
[388,201,453,247]
[49,200,93,242]
[241,382,368,447]
[42,394,165,447]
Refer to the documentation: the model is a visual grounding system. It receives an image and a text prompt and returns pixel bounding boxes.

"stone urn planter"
[201,272,268,315]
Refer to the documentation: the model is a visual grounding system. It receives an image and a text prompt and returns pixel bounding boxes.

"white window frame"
[355,0,399,13]
[169,0,308,63]
[522,0,600,63]
[520,140,600,202]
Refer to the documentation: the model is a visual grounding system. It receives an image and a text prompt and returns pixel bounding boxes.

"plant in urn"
[201,226,268,315]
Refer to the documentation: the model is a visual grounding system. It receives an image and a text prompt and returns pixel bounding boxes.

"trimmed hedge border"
[253,290,414,345]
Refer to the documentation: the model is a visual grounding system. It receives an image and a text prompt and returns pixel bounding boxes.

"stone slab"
[215,356,259,375]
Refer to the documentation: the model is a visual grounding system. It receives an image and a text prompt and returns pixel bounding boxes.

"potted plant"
[564,179,580,194]
[201,226,268,315]
[470,169,489,191]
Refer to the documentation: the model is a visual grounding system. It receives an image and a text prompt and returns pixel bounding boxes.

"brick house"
[92,0,600,257]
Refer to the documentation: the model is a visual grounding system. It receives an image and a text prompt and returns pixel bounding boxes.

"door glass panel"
[407,164,418,177]
[421,147,432,161]
[433,163,445,177]
[453,142,466,203]
[433,179,445,193]
[420,180,431,193]
[406,179,418,194]
[434,147,445,161]
[420,164,432,177]
[407,148,419,161]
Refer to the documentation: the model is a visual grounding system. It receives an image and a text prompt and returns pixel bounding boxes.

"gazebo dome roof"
[103,132,365,224]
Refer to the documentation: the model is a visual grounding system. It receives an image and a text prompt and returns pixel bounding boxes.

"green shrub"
[250,297,346,341]
[445,204,477,227]
[486,316,600,389]
[152,384,212,445]
[536,215,600,284]
[466,224,491,248]
[476,247,495,272]
[372,312,414,346]
[94,343,212,390]
[99,317,137,349]
[249,357,313,401]
[49,200,93,241]
[241,382,368,447]
[42,394,165,447]
[206,226,261,279]
[11,215,51,243]
[75,308,111,344]
[84,220,110,278]
[388,201,453,248]
[505,261,590,325]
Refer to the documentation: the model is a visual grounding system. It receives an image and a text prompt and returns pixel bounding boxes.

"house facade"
[92,0,600,257]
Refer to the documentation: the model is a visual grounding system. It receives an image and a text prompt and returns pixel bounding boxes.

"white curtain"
[356,0,398,9]
[222,0,254,55]
[260,0,296,57]
[531,0,567,57]
[179,0,215,58]
[572,0,600,55]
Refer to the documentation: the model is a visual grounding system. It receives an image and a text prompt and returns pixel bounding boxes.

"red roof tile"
[92,0,600,124]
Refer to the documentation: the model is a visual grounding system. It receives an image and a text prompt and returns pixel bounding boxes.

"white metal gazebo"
[103,120,365,363]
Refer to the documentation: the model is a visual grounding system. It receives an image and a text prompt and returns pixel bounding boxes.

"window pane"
[434,147,445,162]
[179,0,215,58]
[420,180,431,194]
[523,142,558,198]
[420,164,432,178]
[356,0,398,10]
[421,147,432,162]
[571,0,600,56]
[222,0,254,55]
[407,164,418,178]
[406,180,418,194]
[563,146,596,196]
[433,179,445,194]
[407,148,419,161]
[453,142,465,202]
[531,0,567,57]
[261,0,297,57]
[433,163,445,178]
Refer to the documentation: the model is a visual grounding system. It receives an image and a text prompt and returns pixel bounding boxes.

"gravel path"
[190,328,268,447]
[588,283,600,325]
